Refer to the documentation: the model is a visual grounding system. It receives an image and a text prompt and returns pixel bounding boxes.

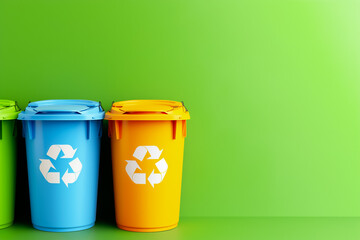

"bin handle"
[35,109,82,114]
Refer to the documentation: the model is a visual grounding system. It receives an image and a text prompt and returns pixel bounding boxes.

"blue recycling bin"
[18,100,104,232]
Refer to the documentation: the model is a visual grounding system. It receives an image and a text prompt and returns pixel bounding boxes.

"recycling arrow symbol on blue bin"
[39,144,82,187]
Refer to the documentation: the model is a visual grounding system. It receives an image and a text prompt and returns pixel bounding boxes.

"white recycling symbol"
[39,144,82,187]
[125,146,168,188]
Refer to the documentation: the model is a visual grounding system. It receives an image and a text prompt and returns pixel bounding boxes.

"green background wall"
[1,0,360,218]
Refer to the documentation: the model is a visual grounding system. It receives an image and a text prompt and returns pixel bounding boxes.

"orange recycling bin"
[105,100,190,232]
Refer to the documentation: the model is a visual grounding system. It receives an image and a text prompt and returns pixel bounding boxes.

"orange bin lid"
[105,100,190,121]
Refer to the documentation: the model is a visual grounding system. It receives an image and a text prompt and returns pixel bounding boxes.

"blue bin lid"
[18,100,105,121]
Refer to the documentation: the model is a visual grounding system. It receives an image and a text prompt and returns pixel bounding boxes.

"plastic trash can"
[0,100,20,229]
[105,100,190,232]
[18,100,104,232]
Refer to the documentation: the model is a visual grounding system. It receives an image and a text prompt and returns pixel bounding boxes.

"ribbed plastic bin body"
[19,100,104,232]
[106,100,190,232]
[0,100,20,229]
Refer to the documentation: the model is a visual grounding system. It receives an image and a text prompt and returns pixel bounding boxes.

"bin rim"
[105,100,190,121]
[18,99,105,121]
[0,100,21,120]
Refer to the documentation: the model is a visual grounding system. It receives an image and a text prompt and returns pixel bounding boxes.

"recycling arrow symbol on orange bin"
[125,146,168,188]
[39,144,82,187]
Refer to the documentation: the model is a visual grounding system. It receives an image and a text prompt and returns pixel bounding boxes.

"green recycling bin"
[0,100,20,229]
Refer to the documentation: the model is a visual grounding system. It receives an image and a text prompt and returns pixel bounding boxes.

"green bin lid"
[0,100,21,120]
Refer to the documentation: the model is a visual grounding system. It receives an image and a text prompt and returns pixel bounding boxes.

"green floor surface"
[2,217,360,240]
